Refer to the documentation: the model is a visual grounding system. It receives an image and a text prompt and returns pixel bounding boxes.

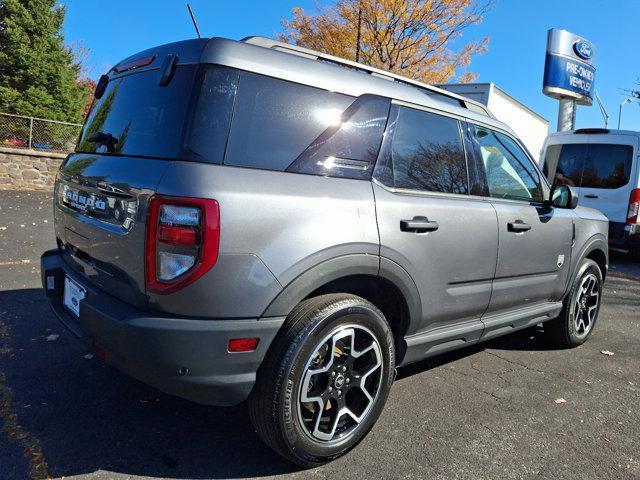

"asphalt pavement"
[1,189,639,480]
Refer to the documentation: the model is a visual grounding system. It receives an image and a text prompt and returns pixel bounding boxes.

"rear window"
[543,143,633,189]
[77,65,196,159]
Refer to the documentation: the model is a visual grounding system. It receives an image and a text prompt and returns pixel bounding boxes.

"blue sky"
[61,0,640,131]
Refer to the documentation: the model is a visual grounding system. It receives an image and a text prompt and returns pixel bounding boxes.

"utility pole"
[355,6,362,63]
[618,98,632,129]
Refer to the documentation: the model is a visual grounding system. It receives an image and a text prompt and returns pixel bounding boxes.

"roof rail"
[241,36,493,118]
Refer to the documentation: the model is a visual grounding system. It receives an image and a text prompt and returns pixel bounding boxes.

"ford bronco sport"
[41,36,608,466]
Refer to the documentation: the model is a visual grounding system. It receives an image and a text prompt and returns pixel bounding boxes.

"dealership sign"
[543,29,596,106]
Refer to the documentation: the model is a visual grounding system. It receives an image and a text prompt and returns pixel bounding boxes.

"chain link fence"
[0,112,82,153]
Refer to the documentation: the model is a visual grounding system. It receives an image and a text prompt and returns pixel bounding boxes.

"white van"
[540,129,640,256]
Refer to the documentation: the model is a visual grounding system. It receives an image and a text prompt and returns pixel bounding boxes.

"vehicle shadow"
[1,266,634,479]
[0,288,298,479]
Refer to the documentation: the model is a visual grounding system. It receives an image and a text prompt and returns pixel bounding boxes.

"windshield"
[77,65,197,159]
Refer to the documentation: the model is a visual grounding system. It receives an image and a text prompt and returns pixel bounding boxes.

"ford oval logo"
[573,40,593,60]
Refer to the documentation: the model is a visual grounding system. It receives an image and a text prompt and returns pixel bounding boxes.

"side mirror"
[549,184,578,209]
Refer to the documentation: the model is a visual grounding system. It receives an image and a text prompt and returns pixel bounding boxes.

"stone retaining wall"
[0,147,66,190]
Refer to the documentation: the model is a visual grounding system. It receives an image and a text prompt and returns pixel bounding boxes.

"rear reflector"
[158,225,197,246]
[228,338,260,353]
[628,188,640,224]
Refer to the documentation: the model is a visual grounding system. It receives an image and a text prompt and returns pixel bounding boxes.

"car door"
[373,104,498,342]
[469,124,574,317]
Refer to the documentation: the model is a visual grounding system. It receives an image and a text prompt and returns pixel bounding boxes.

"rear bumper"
[40,249,285,406]
[608,222,640,252]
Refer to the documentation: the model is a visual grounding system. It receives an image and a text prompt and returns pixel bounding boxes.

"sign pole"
[557,98,576,131]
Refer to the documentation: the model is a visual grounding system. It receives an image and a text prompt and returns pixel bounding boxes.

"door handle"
[400,216,439,233]
[507,220,531,233]
[584,194,599,199]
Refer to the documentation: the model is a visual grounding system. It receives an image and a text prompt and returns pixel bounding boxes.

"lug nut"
[342,366,346,372]
[337,390,342,397]
[329,386,333,392]
[331,371,336,377]
[346,378,350,384]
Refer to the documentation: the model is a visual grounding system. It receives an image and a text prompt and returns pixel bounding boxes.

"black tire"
[545,258,603,347]
[248,294,395,467]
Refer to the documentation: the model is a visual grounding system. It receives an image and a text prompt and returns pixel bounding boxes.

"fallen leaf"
[555,398,567,404]
[600,350,615,356]
[45,334,59,342]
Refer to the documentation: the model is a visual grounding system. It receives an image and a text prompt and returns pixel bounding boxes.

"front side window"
[474,127,543,202]
[380,105,468,194]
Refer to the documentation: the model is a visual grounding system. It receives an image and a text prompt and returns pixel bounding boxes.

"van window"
[475,127,543,201]
[543,143,633,189]
[582,144,633,189]
[383,105,468,194]
[224,72,354,171]
[77,65,197,159]
[543,144,586,187]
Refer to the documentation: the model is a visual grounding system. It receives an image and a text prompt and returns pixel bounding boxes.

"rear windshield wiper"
[88,132,118,152]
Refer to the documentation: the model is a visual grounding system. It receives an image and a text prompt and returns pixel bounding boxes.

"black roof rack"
[241,36,493,118]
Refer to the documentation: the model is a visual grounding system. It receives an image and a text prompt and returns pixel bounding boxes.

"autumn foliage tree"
[281,0,490,84]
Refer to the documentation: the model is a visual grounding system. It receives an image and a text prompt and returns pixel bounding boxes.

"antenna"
[187,4,201,39]
[594,90,610,128]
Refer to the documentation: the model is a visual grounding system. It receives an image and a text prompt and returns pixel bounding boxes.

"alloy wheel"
[574,272,599,338]
[297,325,383,443]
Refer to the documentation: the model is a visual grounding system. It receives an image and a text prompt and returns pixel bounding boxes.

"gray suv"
[40,36,609,466]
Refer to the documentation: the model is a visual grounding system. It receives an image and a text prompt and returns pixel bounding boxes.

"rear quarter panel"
[153,162,380,318]
[571,206,609,287]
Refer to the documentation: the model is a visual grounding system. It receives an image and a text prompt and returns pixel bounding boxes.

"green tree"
[0,0,90,122]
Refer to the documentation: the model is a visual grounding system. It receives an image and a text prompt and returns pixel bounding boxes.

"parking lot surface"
[1,190,639,480]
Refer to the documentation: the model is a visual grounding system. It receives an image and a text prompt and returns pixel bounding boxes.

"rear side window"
[378,105,468,194]
[582,144,633,189]
[77,65,196,159]
[287,95,390,179]
[184,66,239,163]
[224,72,354,171]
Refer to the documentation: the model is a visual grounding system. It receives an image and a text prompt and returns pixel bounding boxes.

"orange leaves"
[280,0,490,84]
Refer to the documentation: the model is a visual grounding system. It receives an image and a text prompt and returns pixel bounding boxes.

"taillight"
[628,188,640,225]
[146,195,220,294]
